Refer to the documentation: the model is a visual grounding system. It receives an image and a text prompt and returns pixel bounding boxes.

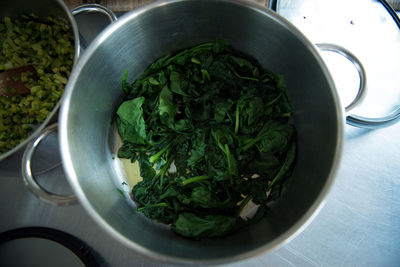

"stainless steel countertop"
[2,119,400,266]
[1,6,400,267]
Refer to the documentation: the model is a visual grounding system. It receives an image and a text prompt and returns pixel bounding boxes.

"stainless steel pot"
[54,0,393,264]
[0,0,116,161]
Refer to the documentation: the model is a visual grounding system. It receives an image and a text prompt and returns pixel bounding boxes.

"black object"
[0,227,102,267]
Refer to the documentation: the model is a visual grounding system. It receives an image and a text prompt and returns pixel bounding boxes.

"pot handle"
[316,43,400,128]
[21,123,77,206]
[20,4,118,205]
[71,4,118,22]
[316,43,366,113]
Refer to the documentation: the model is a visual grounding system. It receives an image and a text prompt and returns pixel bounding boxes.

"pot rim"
[60,0,344,264]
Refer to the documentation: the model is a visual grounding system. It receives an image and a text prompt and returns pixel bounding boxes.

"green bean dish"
[0,14,74,154]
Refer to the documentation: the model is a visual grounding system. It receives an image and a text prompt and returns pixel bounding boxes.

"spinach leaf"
[115,41,297,240]
[158,85,177,126]
[171,212,240,239]
[116,97,147,145]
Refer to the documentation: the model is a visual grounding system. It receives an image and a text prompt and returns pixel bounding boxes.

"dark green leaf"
[171,212,239,239]
[116,97,147,145]
[115,41,297,240]
[158,85,177,126]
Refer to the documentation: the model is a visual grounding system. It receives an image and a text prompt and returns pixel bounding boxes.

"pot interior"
[60,0,342,263]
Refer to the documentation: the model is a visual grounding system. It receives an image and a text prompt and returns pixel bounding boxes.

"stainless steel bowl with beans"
[0,14,74,155]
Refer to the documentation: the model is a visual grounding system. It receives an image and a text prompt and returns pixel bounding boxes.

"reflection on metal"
[274,0,400,128]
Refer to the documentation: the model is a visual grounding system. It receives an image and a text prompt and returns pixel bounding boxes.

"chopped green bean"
[0,14,74,154]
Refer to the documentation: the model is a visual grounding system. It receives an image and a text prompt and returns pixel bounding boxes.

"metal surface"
[22,123,77,206]
[315,43,366,113]
[59,0,343,264]
[1,1,400,267]
[274,0,400,128]
[71,3,118,22]
[1,121,400,267]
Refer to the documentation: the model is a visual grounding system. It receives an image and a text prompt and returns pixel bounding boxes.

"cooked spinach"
[116,41,296,239]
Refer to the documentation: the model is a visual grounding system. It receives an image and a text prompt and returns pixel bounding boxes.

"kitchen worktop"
[2,124,400,266]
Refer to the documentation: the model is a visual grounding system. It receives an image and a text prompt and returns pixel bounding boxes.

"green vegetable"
[116,41,297,239]
[0,14,74,154]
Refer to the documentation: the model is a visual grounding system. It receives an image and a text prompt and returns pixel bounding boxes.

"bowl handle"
[71,4,118,22]
[316,43,367,113]
[19,4,118,205]
[316,43,400,129]
[21,123,77,206]
[71,4,118,54]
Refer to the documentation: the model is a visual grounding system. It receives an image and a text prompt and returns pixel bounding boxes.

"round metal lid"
[271,0,400,127]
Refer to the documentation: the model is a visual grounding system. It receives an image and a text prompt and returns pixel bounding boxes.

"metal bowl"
[0,0,79,160]
[59,0,343,264]
[0,0,116,161]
